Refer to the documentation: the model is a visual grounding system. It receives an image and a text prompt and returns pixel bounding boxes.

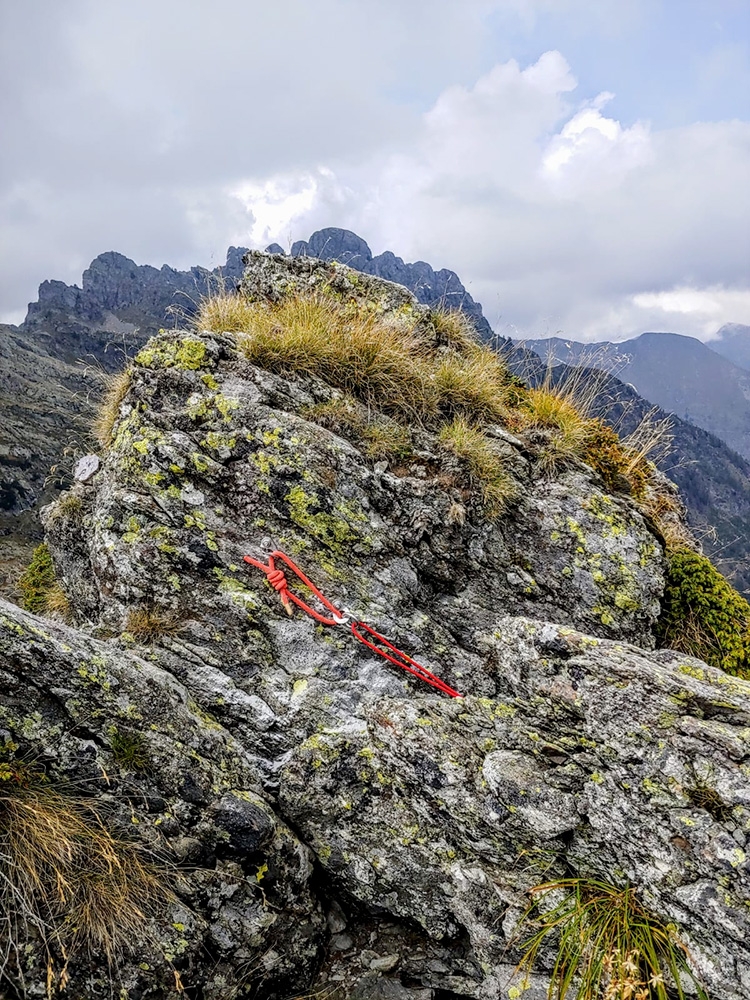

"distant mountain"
[710,323,750,371]
[521,331,750,460]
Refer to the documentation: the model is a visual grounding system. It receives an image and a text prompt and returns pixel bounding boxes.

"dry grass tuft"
[199,293,435,420]
[518,386,593,475]
[434,347,514,424]
[438,417,518,518]
[45,583,73,622]
[0,780,172,984]
[125,607,184,644]
[92,368,133,448]
[430,306,481,353]
[517,877,706,1000]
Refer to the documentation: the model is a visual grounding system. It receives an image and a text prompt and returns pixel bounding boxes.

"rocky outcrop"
[288,227,494,338]
[3,253,748,998]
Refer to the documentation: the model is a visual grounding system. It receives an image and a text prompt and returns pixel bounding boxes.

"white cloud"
[238,51,748,343]
[1,3,748,342]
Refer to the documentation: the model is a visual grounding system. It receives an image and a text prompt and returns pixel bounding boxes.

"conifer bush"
[656,549,750,677]
[17,543,57,613]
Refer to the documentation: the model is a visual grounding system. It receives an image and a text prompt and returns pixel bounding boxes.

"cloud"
[231,50,749,341]
[1,4,748,343]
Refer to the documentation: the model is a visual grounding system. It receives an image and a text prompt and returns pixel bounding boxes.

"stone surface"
[2,251,750,998]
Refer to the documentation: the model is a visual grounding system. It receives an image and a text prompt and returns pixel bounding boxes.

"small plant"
[92,367,132,448]
[656,549,750,677]
[438,417,518,517]
[517,878,706,1000]
[125,607,184,643]
[434,347,514,425]
[110,728,151,772]
[0,763,172,985]
[430,306,480,352]
[17,543,57,614]
[305,396,412,463]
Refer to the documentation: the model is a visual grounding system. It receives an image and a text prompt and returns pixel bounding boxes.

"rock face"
[1,251,747,999]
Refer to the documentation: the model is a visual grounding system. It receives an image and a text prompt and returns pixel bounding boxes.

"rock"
[3,250,750,998]
[370,953,400,972]
[74,453,100,482]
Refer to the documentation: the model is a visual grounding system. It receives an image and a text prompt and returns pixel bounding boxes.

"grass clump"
[110,728,151,772]
[202,293,435,420]
[125,607,184,644]
[92,368,132,448]
[305,396,413,463]
[517,878,706,1000]
[198,293,524,517]
[656,549,750,677]
[0,758,171,985]
[438,417,518,517]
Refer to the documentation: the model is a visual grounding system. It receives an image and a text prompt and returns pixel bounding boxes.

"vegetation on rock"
[17,543,56,613]
[518,877,706,1000]
[656,549,750,677]
[0,745,171,988]
[92,368,133,447]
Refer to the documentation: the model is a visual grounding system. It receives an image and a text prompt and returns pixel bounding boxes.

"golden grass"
[517,878,706,1000]
[0,781,171,983]
[196,290,684,532]
[125,607,184,643]
[92,368,132,448]
[438,417,518,517]
[434,347,513,424]
[200,293,435,420]
[518,386,594,474]
[430,306,481,352]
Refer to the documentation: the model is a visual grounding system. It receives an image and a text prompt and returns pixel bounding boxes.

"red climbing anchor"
[243,550,463,699]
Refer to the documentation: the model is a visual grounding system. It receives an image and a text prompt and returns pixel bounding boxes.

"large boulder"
[2,251,745,998]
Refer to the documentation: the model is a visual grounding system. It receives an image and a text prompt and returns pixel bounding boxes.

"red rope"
[243,550,463,698]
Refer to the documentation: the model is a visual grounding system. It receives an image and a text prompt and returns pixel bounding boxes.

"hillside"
[5,237,750,600]
[3,250,750,999]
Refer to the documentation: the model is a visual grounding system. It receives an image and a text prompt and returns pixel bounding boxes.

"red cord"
[243,550,463,698]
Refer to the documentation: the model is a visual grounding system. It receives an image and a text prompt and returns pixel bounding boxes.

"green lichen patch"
[657,549,750,678]
[135,336,210,371]
[284,485,369,555]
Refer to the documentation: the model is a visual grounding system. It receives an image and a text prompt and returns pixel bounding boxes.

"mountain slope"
[710,322,750,370]
[522,331,750,460]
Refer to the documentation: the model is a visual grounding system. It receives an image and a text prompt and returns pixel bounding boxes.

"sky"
[1,0,749,341]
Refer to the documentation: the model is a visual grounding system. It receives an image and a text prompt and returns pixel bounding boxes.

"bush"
[656,549,750,677]
[17,544,56,614]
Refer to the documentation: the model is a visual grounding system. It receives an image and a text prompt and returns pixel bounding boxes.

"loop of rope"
[243,549,463,698]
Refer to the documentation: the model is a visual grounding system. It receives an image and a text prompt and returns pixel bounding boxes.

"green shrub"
[17,544,56,614]
[656,549,750,677]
